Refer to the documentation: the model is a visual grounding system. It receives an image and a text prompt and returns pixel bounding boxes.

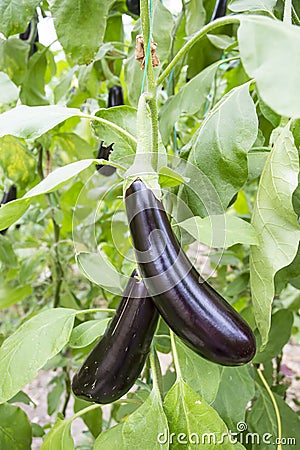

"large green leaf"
[123,389,169,450]
[41,416,74,450]
[0,235,18,267]
[163,380,234,449]
[177,214,258,248]
[50,0,114,65]
[0,159,96,231]
[212,366,255,430]
[159,61,219,145]
[0,285,32,310]
[0,105,83,139]
[0,403,32,449]
[238,16,300,117]
[250,125,300,346]
[175,338,220,404]
[20,50,49,106]
[0,308,76,403]
[179,83,258,218]
[0,0,40,37]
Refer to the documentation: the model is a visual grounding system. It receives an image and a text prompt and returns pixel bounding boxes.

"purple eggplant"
[108,86,124,108]
[210,0,227,21]
[126,0,140,16]
[95,141,115,177]
[72,270,159,404]
[0,185,17,235]
[125,180,256,366]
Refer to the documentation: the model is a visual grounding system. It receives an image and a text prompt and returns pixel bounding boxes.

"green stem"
[170,330,182,380]
[75,308,115,316]
[37,146,63,308]
[61,366,71,417]
[257,368,282,450]
[140,0,159,169]
[157,15,241,86]
[283,0,292,24]
[149,347,160,394]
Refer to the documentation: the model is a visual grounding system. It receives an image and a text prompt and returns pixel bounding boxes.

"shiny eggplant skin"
[0,185,17,235]
[125,180,256,366]
[108,86,124,108]
[210,0,227,21]
[126,0,140,16]
[72,270,159,404]
[95,141,115,177]
[19,22,39,56]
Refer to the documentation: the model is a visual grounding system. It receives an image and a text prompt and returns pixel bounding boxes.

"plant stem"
[75,308,115,316]
[37,146,63,308]
[157,15,241,86]
[170,330,182,380]
[283,0,292,24]
[140,0,159,168]
[257,367,282,450]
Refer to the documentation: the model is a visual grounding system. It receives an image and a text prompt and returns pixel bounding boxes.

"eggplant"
[19,21,39,57]
[210,0,227,21]
[125,180,256,366]
[95,141,115,177]
[0,185,17,235]
[108,86,124,108]
[126,0,140,16]
[72,270,159,404]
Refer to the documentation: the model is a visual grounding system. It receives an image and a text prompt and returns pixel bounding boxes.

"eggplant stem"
[170,330,182,381]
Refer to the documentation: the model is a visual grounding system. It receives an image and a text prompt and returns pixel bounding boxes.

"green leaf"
[76,251,125,295]
[185,0,206,36]
[0,403,32,449]
[247,387,300,450]
[254,309,293,363]
[50,0,114,65]
[74,398,102,438]
[229,0,277,12]
[0,37,28,85]
[69,318,111,348]
[41,416,74,450]
[212,366,255,430]
[0,159,96,231]
[163,380,234,449]
[175,337,220,404]
[0,136,36,188]
[20,50,49,106]
[0,235,18,267]
[0,0,40,37]
[180,82,258,218]
[159,61,219,145]
[250,125,300,346]
[177,214,258,248]
[0,105,83,139]
[158,167,186,188]
[95,423,124,450]
[238,16,300,117]
[123,389,169,449]
[0,308,76,403]
[93,106,137,161]
[47,375,65,416]
[0,72,19,104]
[0,285,32,310]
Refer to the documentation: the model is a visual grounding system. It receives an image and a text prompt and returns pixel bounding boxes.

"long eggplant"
[108,86,124,108]
[210,0,227,21]
[125,180,256,366]
[0,185,17,235]
[72,270,159,404]
[95,141,115,177]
